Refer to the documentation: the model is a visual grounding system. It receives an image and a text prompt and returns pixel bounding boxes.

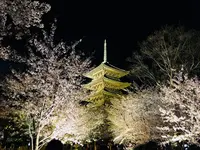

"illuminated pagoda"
[83,40,131,106]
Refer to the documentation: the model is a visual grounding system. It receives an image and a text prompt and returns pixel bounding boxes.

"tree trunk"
[28,124,34,150]
[70,144,73,150]
[94,141,97,150]
[108,142,112,150]
[35,130,40,150]
[109,145,112,150]
[86,143,89,150]
[30,137,34,150]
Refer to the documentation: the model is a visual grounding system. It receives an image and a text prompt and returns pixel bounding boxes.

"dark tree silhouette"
[46,139,63,150]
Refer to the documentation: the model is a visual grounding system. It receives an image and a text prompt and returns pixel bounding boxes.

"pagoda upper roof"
[83,76,131,90]
[83,62,129,79]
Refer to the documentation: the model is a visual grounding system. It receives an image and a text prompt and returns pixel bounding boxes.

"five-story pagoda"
[83,40,131,106]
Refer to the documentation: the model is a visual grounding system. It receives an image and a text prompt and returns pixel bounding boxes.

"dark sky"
[38,0,200,67]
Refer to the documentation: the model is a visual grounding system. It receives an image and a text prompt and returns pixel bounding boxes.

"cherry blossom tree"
[107,90,161,148]
[0,24,96,150]
[0,0,50,39]
[157,73,200,145]
[51,106,104,144]
[1,0,50,28]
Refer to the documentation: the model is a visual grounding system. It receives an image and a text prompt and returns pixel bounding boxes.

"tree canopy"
[128,26,200,86]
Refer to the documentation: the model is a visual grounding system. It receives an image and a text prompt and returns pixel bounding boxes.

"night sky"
[43,0,200,68]
[8,1,200,68]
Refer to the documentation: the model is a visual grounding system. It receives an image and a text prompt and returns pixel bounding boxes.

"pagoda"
[83,40,131,106]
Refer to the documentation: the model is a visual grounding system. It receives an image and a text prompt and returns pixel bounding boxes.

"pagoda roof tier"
[86,89,117,102]
[83,76,131,91]
[83,62,129,79]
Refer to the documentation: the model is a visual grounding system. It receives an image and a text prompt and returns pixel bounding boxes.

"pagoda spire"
[103,39,107,63]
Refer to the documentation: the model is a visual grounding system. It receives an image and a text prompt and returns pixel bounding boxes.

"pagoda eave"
[83,63,129,79]
[104,63,130,77]
[83,64,103,79]
[83,77,131,91]
[86,90,116,100]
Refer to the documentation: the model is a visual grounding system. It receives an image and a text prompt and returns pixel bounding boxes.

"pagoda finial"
[103,39,107,63]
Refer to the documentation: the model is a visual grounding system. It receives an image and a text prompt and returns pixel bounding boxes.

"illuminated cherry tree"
[0,0,50,39]
[0,0,50,28]
[107,90,160,148]
[157,73,200,145]
[0,24,95,150]
[51,106,104,144]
